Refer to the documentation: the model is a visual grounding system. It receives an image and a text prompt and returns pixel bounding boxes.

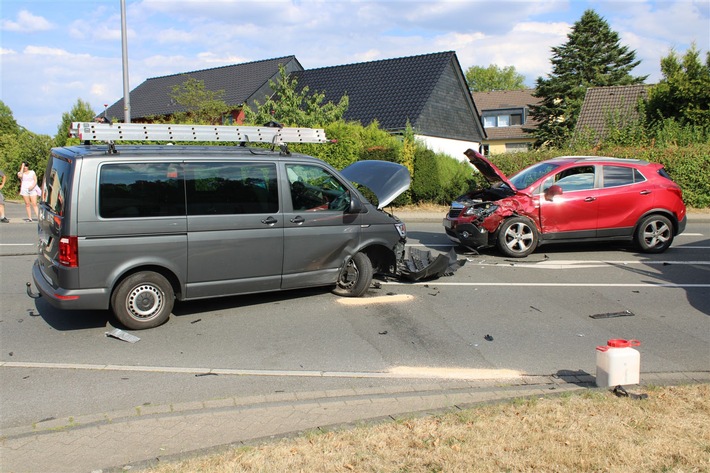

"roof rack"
[69,122,328,150]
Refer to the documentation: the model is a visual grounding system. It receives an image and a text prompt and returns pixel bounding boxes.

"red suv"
[443,150,687,257]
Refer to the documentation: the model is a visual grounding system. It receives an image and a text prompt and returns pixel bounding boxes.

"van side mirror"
[348,196,363,213]
[544,185,563,201]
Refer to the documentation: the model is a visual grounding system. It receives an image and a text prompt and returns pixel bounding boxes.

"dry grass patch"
[145,384,710,472]
[390,203,450,213]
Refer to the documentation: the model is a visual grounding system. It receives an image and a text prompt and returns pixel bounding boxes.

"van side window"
[185,162,278,215]
[99,163,185,218]
[286,164,349,212]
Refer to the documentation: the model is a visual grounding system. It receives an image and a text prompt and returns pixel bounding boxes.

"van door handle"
[261,216,278,225]
[290,216,305,224]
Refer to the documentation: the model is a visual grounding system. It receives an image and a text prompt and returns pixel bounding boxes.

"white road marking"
[472,260,710,270]
[0,361,523,380]
[382,282,710,288]
[0,244,34,246]
[337,294,414,305]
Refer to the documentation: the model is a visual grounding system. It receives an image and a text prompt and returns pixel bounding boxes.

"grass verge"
[144,383,709,472]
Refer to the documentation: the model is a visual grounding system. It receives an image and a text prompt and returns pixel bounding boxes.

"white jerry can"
[595,339,641,387]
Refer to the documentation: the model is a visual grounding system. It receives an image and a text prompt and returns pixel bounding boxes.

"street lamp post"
[120,0,131,123]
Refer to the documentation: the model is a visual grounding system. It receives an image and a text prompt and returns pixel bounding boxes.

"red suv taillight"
[59,236,78,267]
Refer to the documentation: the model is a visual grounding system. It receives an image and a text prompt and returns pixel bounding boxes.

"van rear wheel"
[332,252,373,297]
[111,272,174,330]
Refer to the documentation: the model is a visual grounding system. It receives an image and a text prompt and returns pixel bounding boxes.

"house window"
[505,143,529,153]
[482,109,525,128]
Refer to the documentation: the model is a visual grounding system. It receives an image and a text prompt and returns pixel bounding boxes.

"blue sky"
[1,0,708,136]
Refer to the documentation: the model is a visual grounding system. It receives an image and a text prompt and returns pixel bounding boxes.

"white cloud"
[24,46,71,57]
[2,0,708,136]
[1,10,52,32]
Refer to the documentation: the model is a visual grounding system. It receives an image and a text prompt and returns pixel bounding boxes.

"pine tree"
[528,9,647,148]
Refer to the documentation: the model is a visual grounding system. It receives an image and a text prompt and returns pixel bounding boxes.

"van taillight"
[59,236,78,267]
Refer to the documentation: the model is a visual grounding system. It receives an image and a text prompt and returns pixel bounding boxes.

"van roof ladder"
[69,122,328,154]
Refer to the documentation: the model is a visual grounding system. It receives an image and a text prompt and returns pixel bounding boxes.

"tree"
[465,64,526,92]
[54,98,96,147]
[645,44,710,129]
[170,77,230,125]
[243,65,348,127]
[528,9,647,148]
[0,100,20,136]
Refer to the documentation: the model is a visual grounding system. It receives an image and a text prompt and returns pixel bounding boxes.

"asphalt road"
[1,214,708,430]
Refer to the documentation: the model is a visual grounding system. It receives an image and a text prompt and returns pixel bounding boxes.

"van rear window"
[45,154,71,216]
[99,163,185,218]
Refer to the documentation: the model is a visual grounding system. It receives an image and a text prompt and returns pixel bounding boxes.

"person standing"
[17,161,40,222]
[0,169,8,223]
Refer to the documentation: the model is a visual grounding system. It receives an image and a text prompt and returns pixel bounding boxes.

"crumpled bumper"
[443,218,490,249]
[400,248,465,281]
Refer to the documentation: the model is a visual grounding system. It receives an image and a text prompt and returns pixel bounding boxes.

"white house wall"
[415,134,480,162]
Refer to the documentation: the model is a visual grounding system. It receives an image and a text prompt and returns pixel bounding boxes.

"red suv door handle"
[640,190,652,195]
[584,197,596,202]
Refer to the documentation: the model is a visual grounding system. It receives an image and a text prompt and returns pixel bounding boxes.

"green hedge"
[3,120,707,209]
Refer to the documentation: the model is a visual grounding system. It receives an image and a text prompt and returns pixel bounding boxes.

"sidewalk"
[1,371,707,473]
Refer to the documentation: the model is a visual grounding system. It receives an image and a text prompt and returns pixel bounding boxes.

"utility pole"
[120,0,131,123]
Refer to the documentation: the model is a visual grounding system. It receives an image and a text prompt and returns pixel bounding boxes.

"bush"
[411,147,472,204]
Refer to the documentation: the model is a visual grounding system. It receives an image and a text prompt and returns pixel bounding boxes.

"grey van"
[31,143,409,329]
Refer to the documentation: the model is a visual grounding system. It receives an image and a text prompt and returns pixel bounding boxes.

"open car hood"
[464,149,517,191]
[341,160,411,209]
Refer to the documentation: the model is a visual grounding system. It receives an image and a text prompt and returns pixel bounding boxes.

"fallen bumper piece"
[400,248,465,281]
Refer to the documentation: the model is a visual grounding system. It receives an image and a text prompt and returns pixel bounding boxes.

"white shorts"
[20,188,39,197]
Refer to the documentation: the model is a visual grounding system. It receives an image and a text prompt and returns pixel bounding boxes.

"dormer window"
[482,110,524,128]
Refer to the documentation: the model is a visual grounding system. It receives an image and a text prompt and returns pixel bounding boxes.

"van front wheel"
[333,252,373,297]
[111,272,174,330]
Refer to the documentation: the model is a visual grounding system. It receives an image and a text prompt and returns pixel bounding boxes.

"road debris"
[400,248,465,281]
[484,334,494,341]
[105,328,140,343]
[612,385,648,400]
[589,310,635,319]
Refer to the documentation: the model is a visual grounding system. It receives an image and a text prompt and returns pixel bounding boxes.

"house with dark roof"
[104,51,484,159]
[291,51,485,158]
[471,89,539,155]
[104,56,303,124]
[574,84,649,143]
